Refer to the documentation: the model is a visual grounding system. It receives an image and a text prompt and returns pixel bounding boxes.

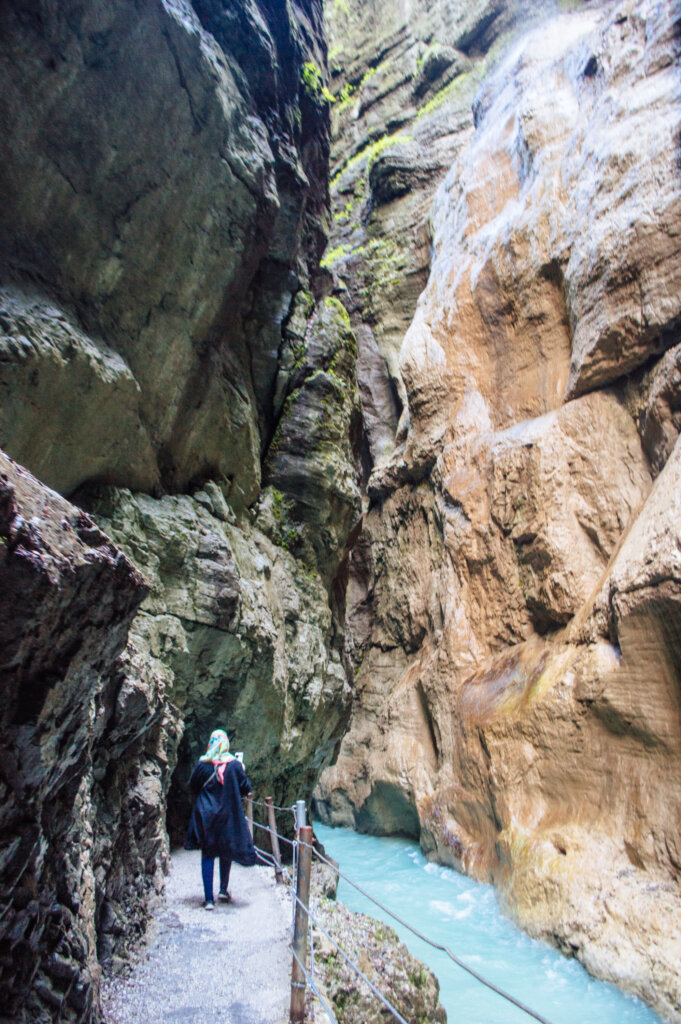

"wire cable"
[250,798,297,814]
[252,843,295,886]
[303,842,555,1024]
[256,835,409,1024]
[252,820,296,846]
[291,947,339,1024]
[291,839,299,934]
[288,887,410,1024]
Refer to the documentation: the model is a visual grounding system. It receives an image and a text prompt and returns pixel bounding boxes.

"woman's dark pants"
[201,856,232,901]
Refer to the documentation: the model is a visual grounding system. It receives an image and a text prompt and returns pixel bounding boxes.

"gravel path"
[102,851,292,1024]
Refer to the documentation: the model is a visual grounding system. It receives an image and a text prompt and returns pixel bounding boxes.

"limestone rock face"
[400,0,681,452]
[323,0,586,474]
[262,296,362,586]
[86,483,351,836]
[0,285,156,495]
[626,340,681,477]
[312,879,447,1024]
[0,0,329,506]
[317,0,681,1018]
[0,2,361,1022]
[0,451,176,1023]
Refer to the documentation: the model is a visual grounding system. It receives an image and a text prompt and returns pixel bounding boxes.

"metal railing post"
[265,796,283,884]
[295,799,306,832]
[246,794,254,838]
[290,824,313,1023]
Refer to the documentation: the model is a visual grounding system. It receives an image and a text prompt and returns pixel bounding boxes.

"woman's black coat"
[184,759,257,864]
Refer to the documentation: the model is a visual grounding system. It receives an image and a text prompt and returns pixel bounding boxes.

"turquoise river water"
[314,824,661,1024]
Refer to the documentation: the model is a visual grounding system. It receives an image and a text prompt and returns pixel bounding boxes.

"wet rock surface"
[0,0,358,1021]
[2,0,681,1019]
[0,451,160,1024]
[311,898,446,1024]
[0,0,329,504]
[317,0,681,1019]
[261,295,362,587]
[85,483,351,835]
[308,866,447,1024]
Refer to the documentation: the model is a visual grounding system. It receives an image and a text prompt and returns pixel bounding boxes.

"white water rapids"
[314,824,661,1024]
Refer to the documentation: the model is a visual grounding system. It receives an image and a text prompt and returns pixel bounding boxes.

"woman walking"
[185,728,257,910]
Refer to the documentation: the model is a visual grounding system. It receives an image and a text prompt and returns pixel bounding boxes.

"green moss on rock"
[301,60,336,104]
[263,295,360,584]
[310,865,447,1024]
[321,243,352,269]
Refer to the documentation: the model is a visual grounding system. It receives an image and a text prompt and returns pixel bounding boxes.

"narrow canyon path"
[101,851,292,1024]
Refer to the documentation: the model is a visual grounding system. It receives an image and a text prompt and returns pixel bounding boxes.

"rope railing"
[251,802,407,1024]
[247,796,556,1024]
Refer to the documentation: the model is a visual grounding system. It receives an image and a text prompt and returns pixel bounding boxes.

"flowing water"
[314,824,661,1024]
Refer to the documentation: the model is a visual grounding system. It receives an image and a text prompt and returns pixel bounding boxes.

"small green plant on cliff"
[301,61,336,104]
[359,64,379,89]
[367,132,412,170]
[337,82,356,108]
[326,364,348,392]
[328,343,357,387]
[324,295,353,330]
[415,70,476,119]
[356,237,405,316]
[320,243,351,270]
[334,60,381,116]
[408,966,427,989]
[330,130,412,188]
[332,176,367,226]
[292,339,307,366]
[271,487,286,519]
[263,487,301,554]
[280,525,298,552]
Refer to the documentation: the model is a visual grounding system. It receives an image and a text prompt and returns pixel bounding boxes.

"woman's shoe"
[204,900,215,911]
[218,890,231,903]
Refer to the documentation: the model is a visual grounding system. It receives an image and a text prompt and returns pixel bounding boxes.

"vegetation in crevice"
[330,130,412,189]
[302,60,336,104]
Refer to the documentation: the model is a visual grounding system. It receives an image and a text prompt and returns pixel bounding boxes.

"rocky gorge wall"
[0,1,361,1021]
[2,0,681,1021]
[315,0,681,1019]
